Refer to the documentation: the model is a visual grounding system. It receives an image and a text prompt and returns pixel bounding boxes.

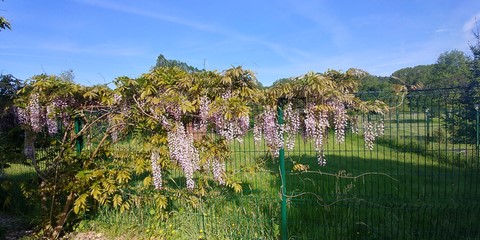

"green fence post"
[74,117,83,155]
[425,108,430,143]
[475,105,479,158]
[396,110,399,135]
[277,99,288,240]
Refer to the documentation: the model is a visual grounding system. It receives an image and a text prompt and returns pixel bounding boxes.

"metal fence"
[227,87,480,239]
[3,87,480,239]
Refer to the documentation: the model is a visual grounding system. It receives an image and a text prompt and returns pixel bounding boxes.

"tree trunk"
[51,191,74,239]
[24,131,46,179]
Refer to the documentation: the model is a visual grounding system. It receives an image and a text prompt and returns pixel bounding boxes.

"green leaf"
[120,201,130,213]
[116,170,131,184]
[90,183,101,200]
[113,194,122,208]
[143,176,152,187]
[149,208,156,215]
[74,193,89,214]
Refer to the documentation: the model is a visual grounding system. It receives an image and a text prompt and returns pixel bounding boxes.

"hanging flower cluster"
[150,150,163,190]
[254,107,283,157]
[199,94,250,142]
[304,103,330,165]
[253,100,385,166]
[138,96,224,190]
[330,101,348,143]
[15,94,67,135]
[199,96,210,130]
[204,156,226,186]
[167,122,200,190]
[46,105,58,135]
[283,102,300,150]
[28,93,43,132]
[363,119,385,150]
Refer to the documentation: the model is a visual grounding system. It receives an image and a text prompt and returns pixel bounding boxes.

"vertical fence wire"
[277,99,288,240]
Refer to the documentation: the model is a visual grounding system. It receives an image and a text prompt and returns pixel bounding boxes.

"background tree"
[358,75,391,92]
[470,22,480,85]
[391,64,433,90]
[0,0,11,31]
[155,54,200,73]
[429,50,471,88]
[0,17,10,30]
[448,21,480,143]
[0,74,23,176]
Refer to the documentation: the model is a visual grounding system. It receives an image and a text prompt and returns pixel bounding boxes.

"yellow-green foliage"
[12,66,388,238]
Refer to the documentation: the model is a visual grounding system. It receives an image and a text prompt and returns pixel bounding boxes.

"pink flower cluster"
[199,96,210,129]
[254,107,283,157]
[304,103,330,166]
[283,102,300,150]
[210,157,226,185]
[330,102,347,143]
[200,95,249,142]
[167,122,200,190]
[29,94,44,132]
[46,105,58,135]
[166,104,182,121]
[349,115,359,134]
[363,119,384,150]
[150,150,163,190]
[216,116,249,142]
[16,94,62,135]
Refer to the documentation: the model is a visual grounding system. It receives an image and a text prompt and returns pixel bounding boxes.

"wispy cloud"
[435,28,450,33]
[75,0,311,64]
[75,0,216,33]
[463,12,480,41]
[463,13,480,32]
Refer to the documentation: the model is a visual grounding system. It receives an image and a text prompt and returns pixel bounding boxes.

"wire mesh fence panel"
[2,87,480,239]
[277,88,480,239]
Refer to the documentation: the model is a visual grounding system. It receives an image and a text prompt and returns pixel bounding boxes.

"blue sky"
[1,0,479,86]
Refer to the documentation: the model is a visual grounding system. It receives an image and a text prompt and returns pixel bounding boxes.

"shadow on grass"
[259,153,480,240]
[385,118,427,124]
[376,136,478,168]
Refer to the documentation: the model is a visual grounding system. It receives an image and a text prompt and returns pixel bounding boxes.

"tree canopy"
[430,50,471,88]
[155,54,200,73]
[0,1,11,31]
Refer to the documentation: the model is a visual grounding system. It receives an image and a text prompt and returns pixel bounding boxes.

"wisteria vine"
[253,100,385,166]
[14,67,387,193]
[15,94,73,136]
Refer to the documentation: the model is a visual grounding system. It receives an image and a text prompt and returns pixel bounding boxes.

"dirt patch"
[63,231,108,240]
[0,212,34,240]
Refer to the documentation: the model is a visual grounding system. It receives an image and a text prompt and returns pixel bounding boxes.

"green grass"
[225,120,480,239]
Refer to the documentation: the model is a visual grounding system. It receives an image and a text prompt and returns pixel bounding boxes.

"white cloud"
[463,13,480,41]
[75,0,216,33]
[434,29,449,33]
[76,0,312,65]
